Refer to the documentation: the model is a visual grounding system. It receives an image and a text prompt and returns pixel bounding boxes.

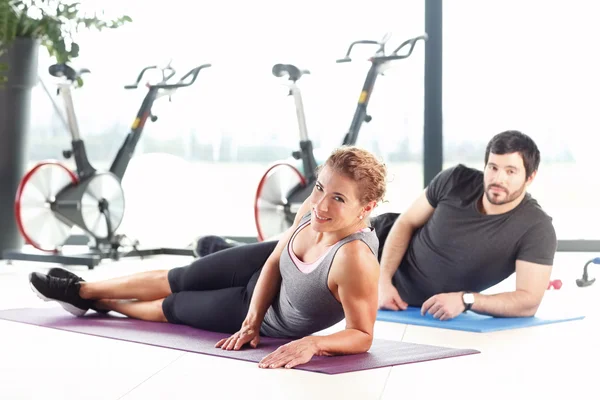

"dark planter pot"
[0,37,40,255]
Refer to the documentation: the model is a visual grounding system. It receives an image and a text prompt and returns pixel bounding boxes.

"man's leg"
[370,212,401,261]
[193,236,282,258]
[193,235,244,257]
[194,235,281,257]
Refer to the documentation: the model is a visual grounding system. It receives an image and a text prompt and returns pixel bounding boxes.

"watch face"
[464,293,475,304]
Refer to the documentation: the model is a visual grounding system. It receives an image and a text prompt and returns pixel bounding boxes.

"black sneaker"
[29,272,93,316]
[47,268,109,314]
[192,235,241,257]
[47,267,82,281]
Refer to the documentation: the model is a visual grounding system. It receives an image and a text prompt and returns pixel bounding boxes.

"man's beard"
[485,182,526,205]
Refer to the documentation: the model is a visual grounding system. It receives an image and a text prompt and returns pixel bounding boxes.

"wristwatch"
[462,292,475,312]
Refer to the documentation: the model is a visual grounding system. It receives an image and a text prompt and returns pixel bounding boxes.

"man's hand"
[258,337,318,369]
[421,292,465,320]
[378,280,408,311]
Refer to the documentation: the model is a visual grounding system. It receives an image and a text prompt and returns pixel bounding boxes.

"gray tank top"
[260,212,379,338]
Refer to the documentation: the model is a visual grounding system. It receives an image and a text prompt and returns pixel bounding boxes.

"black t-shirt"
[393,164,557,306]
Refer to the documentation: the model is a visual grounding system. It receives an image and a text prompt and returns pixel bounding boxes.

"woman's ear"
[362,201,377,214]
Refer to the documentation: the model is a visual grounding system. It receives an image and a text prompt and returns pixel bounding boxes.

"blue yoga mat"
[376,307,585,332]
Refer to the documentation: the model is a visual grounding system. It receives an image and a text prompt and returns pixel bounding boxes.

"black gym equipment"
[576,257,600,287]
[2,61,211,268]
[253,33,428,241]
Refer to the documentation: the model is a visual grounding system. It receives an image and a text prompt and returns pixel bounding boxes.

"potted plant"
[0,0,132,254]
[1,1,132,85]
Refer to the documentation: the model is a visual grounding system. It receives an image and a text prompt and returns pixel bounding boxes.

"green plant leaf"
[0,0,132,86]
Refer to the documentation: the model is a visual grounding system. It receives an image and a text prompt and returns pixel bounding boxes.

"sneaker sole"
[29,281,87,317]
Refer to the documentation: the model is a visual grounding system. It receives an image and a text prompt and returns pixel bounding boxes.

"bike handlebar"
[125,63,211,90]
[124,65,162,89]
[336,40,380,63]
[336,33,428,64]
[153,64,212,89]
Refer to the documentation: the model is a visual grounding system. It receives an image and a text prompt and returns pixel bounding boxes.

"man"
[376,130,556,320]
[194,130,557,321]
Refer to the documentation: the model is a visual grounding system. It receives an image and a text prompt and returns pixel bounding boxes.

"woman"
[29,146,387,369]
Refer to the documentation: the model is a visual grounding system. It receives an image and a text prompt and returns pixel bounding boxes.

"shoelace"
[47,275,80,297]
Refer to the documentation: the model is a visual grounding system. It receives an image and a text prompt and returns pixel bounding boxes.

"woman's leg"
[76,240,278,301]
[94,298,168,322]
[79,270,171,301]
[93,266,263,332]
[29,241,277,318]
[162,267,263,333]
[168,240,277,293]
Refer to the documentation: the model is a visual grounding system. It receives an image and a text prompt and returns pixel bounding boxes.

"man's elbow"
[518,306,538,317]
[518,296,542,317]
[396,216,419,233]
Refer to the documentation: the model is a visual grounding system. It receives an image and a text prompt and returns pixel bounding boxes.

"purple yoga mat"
[0,307,479,374]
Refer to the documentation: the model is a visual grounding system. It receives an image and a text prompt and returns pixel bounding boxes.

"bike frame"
[284,78,319,182]
[109,85,166,181]
[342,59,388,146]
[338,33,428,147]
[284,34,428,221]
[56,64,210,182]
[57,81,96,180]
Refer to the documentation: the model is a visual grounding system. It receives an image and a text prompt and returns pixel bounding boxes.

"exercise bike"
[253,33,428,241]
[3,61,211,268]
[576,257,600,287]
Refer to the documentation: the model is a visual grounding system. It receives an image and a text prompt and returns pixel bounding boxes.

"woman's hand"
[258,337,319,369]
[215,321,261,351]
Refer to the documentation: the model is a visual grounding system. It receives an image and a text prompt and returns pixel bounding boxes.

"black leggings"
[161,213,398,333]
[162,240,278,334]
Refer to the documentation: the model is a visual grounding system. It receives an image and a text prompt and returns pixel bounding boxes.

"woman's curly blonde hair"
[319,146,387,205]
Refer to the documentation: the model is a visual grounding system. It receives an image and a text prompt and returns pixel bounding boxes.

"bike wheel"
[254,163,307,241]
[15,161,78,252]
[79,172,125,239]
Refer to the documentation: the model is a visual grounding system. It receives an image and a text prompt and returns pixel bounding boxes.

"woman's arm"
[257,240,380,368]
[217,198,312,350]
[312,240,380,355]
[246,199,312,324]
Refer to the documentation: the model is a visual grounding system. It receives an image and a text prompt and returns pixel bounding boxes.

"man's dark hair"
[484,130,540,178]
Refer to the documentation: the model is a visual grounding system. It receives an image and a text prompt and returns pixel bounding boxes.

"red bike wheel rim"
[254,162,306,242]
[14,161,78,252]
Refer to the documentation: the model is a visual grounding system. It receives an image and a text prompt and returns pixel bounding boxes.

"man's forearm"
[471,290,541,317]
[379,219,414,281]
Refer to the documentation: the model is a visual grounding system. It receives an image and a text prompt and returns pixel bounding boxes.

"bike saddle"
[272,63,310,81]
[49,63,91,82]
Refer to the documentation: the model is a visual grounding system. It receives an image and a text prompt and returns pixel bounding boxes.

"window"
[443,0,600,240]
[28,1,427,242]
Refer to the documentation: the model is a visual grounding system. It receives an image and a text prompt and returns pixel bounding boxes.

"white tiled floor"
[0,250,596,399]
